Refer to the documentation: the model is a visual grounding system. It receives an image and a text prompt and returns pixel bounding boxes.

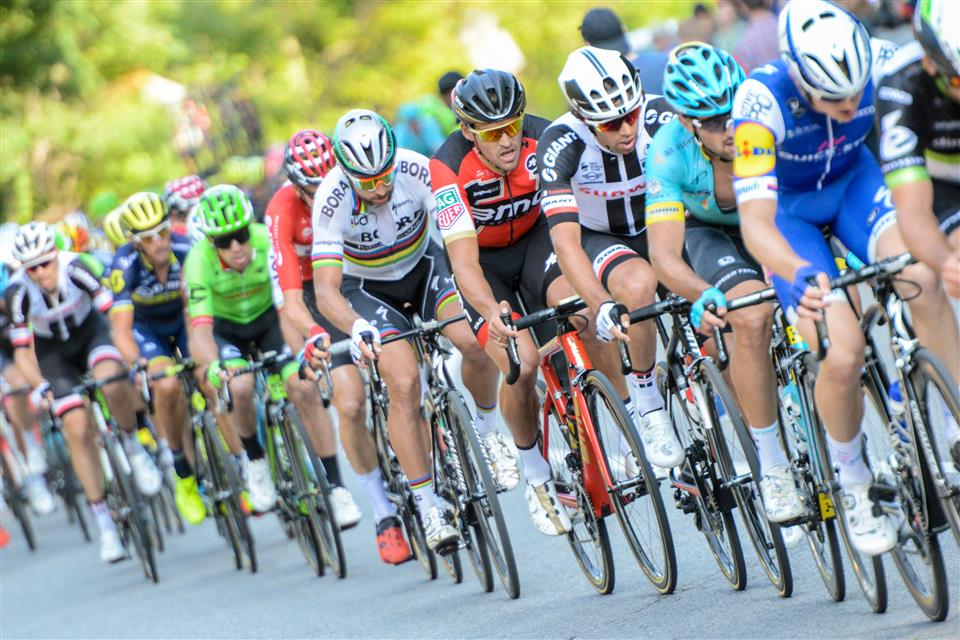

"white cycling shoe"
[128,450,162,498]
[841,483,899,557]
[244,458,278,512]
[422,505,459,551]
[525,479,572,536]
[330,486,362,529]
[481,433,520,492]
[25,476,56,516]
[760,466,805,523]
[100,529,126,563]
[638,409,684,468]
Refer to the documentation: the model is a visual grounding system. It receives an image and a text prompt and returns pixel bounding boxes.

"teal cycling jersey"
[645,118,738,227]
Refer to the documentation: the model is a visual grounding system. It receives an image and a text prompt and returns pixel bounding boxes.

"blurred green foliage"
[1,0,692,222]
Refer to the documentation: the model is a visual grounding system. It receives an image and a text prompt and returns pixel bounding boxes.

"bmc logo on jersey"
[734,122,775,178]
[435,186,466,229]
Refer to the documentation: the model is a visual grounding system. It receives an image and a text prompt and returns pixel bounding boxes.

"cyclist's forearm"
[280,289,317,337]
[648,223,709,302]
[446,239,500,319]
[313,270,359,335]
[189,323,220,369]
[739,199,806,281]
[109,312,140,366]
[13,347,44,389]
[893,182,955,272]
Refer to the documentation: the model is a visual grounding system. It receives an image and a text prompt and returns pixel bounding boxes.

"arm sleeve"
[429,158,477,244]
[644,126,687,226]
[4,283,33,347]
[537,124,586,228]
[311,175,350,270]
[68,258,112,313]
[183,248,214,325]
[731,78,784,205]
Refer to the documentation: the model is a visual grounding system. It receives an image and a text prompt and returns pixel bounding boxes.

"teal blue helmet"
[662,42,745,118]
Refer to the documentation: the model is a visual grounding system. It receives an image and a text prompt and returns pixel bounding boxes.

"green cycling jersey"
[184,222,274,325]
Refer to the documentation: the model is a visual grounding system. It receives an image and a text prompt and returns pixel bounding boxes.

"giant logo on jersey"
[733,122,775,178]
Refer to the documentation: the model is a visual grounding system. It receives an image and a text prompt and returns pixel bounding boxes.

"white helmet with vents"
[558,46,644,123]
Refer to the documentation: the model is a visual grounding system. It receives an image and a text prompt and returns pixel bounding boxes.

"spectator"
[734,0,779,72]
[579,6,668,94]
[437,71,463,110]
[679,3,716,42]
[712,0,746,53]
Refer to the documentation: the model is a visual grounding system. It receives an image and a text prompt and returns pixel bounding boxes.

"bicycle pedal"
[435,539,460,556]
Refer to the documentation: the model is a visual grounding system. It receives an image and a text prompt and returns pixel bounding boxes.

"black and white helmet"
[558,46,644,123]
[452,69,526,125]
[333,109,397,178]
[778,0,872,100]
[13,221,57,268]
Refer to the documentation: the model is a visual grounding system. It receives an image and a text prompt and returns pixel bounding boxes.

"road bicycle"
[0,424,37,551]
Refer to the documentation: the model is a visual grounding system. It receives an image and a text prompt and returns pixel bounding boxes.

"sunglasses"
[212,226,251,249]
[349,165,396,192]
[27,258,55,274]
[593,107,640,133]
[133,221,171,244]
[467,114,524,142]
[692,114,732,132]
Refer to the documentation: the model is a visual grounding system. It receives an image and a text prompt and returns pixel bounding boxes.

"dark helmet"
[452,69,526,126]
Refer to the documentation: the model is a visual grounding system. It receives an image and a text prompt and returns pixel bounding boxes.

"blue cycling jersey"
[108,233,191,326]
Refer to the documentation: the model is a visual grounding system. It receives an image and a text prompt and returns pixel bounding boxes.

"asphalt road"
[2,449,958,640]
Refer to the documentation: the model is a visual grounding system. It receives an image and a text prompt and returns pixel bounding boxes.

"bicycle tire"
[861,369,949,622]
[149,496,166,553]
[585,370,677,595]
[202,413,258,573]
[802,354,887,613]
[104,434,157,583]
[700,359,793,597]
[285,405,347,579]
[49,432,92,542]
[447,391,520,598]
[428,406,467,586]
[907,347,960,548]
[1,453,36,551]
[537,381,615,595]
[662,365,746,590]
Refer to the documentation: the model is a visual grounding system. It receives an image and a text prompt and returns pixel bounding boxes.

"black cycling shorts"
[685,218,763,294]
[302,285,351,370]
[214,307,288,362]
[580,227,650,291]
[933,178,960,237]
[341,241,460,340]
[35,312,123,417]
[459,216,563,343]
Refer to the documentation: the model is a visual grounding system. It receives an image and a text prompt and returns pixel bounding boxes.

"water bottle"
[780,381,807,443]
[888,381,910,444]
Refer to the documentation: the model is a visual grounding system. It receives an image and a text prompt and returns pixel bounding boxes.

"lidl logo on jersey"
[435,185,466,230]
[734,122,775,178]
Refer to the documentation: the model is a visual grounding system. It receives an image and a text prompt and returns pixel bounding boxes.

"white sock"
[357,468,396,522]
[91,500,116,535]
[751,422,788,474]
[620,398,635,458]
[123,432,145,456]
[475,403,498,438]
[628,368,664,415]
[826,431,872,490]
[516,442,551,486]
[409,474,437,510]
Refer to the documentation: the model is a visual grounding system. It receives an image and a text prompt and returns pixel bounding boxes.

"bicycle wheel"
[447,391,519,598]
[907,347,960,547]
[660,363,746,590]
[104,435,157,583]
[202,413,257,573]
[861,370,948,622]
[585,370,676,595]
[148,495,166,553]
[1,454,36,551]
[537,381,615,595]
[429,408,467,586]
[802,354,887,613]
[701,359,793,597]
[284,405,346,579]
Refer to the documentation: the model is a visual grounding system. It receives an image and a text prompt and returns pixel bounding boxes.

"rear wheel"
[0,453,36,551]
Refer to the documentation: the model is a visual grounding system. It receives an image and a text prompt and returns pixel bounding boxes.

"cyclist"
[430,69,588,535]
[539,46,684,469]
[267,128,401,559]
[164,175,207,237]
[645,42,805,524]
[310,109,500,552]
[5,222,162,563]
[108,192,204,525]
[185,185,322,514]
[732,0,957,555]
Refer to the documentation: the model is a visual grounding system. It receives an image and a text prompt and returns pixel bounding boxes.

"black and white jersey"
[537,95,676,236]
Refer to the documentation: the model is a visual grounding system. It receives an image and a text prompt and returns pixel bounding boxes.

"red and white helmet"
[284,130,336,189]
[163,175,207,216]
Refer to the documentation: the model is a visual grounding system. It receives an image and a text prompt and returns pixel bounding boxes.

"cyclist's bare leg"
[95,359,138,433]
[876,225,960,382]
[437,300,499,412]
[280,314,336,457]
[332,366,377,474]
[606,258,659,373]
[724,279,778,427]
[2,363,36,460]
[225,371,257,439]
[60,407,105,501]
[483,330,540,448]
[197,376,242,455]
[146,357,188,453]
[378,341,431,478]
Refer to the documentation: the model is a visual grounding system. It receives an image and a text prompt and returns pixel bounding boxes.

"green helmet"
[197,184,253,236]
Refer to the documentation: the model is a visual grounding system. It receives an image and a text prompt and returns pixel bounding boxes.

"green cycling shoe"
[175,475,207,525]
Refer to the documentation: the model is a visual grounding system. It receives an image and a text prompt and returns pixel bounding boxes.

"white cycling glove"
[350,318,381,362]
[595,300,627,343]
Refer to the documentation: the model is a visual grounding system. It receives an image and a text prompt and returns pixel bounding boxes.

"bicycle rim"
[449,392,519,598]
[909,348,960,548]
[430,408,471,587]
[585,370,676,594]
[106,436,157,583]
[538,381,615,595]
[701,360,792,597]
[403,498,438,580]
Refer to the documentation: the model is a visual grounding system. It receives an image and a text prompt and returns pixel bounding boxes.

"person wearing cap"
[437,71,464,111]
[579,6,667,94]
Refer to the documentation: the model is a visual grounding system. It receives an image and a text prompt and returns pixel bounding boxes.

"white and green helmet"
[197,184,253,237]
[333,109,397,178]
[914,0,960,79]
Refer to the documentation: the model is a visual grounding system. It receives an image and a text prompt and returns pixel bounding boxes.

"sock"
[826,431,872,490]
[628,368,664,415]
[136,410,149,431]
[171,448,193,479]
[240,435,264,461]
[90,499,116,535]
[751,422,788,473]
[358,468,396,522]
[475,402,499,438]
[516,440,551,486]
[123,432,146,456]
[620,397,635,458]
[409,473,437,510]
[321,455,342,487]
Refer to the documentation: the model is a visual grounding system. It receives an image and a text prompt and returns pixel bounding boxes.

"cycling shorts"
[771,148,897,313]
[302,285,351,370]
[581,228,650,291]
[37,312,123,417]
[685,218,763,294]
[214,307,289,364]
[458,216,563,344]
[133,319,189,365]
[933,179,960,237]
[341,241,459,339]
